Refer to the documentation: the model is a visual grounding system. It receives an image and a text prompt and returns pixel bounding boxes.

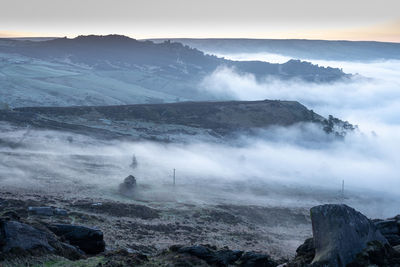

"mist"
[200,55,400,204]
[1,54,400,219]
[1,119,399,218]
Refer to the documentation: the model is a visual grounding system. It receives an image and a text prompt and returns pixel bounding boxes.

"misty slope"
[0,35,349,108]
[0,100,352,142]
[150,38,400,61]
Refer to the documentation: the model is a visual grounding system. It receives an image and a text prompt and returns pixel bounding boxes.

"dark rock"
[28,206,54,216]
[375,219,399,235]
[0,219,84,261]
[384,234,400,246]
[239,251,277,267]
[310,204,387,267]
[48,224,105,254]
[295,237,314,259]
[347,240,400,267]
[373,219,400,246]
[286,237,315,266]
[177,245,243,266]
[212,249,243,266]
[59,242,85,260]
[28,206,68,216]
[54,208,68,216]
[0,220,55,253]
[103,249,148,266]
[1,210,20,220]
[175,245,278,266]
[118,175,137,196]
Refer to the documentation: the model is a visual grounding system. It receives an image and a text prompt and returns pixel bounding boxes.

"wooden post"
[173,168,176,186]
[341,180,345,203]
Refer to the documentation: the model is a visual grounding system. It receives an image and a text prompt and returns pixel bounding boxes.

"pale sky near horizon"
[1,0,399,42]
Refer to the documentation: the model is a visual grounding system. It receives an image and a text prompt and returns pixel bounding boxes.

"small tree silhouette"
[130,154,138,169]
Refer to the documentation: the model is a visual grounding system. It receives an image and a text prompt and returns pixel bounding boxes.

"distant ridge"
[0,100,353,141]
[7,37,58,42]
[0,35,351,108]
[148,38,400,61]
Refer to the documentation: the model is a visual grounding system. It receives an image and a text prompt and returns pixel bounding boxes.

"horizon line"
[2,34,400,44]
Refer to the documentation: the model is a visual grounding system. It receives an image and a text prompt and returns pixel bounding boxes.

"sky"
[0,0,399,42]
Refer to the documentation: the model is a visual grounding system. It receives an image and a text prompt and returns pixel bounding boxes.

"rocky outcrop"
[347,240,400,266]
[0,219,83,260]
[0,202,105,261]
[47,224,105,254]
[287,238,315,266]
[374,218,400,246]
[286,204,400,267]
[170,244,278,266]
[0,220,55,253]
[118,175,137,196]
[310,204,387,266]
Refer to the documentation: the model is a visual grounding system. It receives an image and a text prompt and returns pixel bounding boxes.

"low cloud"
[1,57,400,218]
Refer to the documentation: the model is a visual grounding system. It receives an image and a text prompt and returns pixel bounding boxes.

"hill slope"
[0,35,349,108]
[149,38,400,61]
[0,100,352,142]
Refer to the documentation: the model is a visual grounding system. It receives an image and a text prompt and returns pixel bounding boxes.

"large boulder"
[286,237,315,266]
[310,204,388,266]
[374,219,400,246]
[0,220,55,253]
[171,244,278,266]
[48,224,105,254]
[239,251,277,267]
[375,219,399,235]
[347,240,400,266]
[177,245,243,266]
[0,220,83,260]
[118,175,137,196]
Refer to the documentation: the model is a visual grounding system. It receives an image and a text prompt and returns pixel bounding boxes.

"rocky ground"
[0,187,311,266]
[0,101,393,266]
[2,189,400,266]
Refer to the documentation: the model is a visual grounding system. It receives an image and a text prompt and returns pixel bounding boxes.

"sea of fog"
[1,53,399,218]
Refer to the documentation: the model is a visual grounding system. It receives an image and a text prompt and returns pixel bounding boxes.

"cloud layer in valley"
[1,56,400,218]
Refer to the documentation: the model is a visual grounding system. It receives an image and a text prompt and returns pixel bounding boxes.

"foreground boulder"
[287,237,315,266]
[0,219,83,260]
[0,220,55,253]
[374,218,400,246]
[170,244,277,266]
[347,240,400,266]
[48,224,105,254]
[310,204,388,266]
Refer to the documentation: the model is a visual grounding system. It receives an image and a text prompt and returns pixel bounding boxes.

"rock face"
[0,219,83,261]
[310,204,388,267]
[48,224,105,254]
[347,240,400,267]
[171,244,278,266]
[0,220,55,253]
[118,175,137,196]
[374,219,400,246]
[287,237,315,266]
